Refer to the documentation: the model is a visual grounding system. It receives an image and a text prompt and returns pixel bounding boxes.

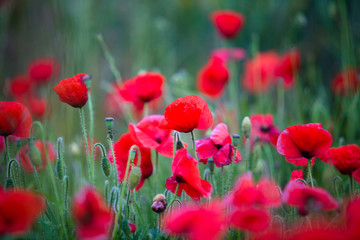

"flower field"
[0,1,360,239]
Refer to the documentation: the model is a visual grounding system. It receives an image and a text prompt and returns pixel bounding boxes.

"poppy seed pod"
[28,138,42,167]
[232,134,240,147]
[129,166,141,190]
[242,117,251,139]
[151,194,167,213]
[101,157,111,177]
[105,117,114,131]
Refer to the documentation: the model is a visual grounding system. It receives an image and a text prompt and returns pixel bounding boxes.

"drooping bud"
[242,116,251,139]
[129,149,136,161]
[129,166,141,190]
[105,117,114,131]
[232,134,241,147]
[27,137,42,167]
[5,178,14,189]
[101,157,111,177]
[151,194,167,213]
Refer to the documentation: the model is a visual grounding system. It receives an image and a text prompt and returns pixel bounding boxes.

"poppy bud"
[101,157,111,177]
[232,134,240,147]
[176,138,184,150]
[242,116,251,139]
[129,166,141,190]
[208,159,215,173]
[129,149,136,161]
[151,194,167,213]
[56,159,64,181]
[28,138,42,167]
[5,178,14,189]
[105,117,114,131]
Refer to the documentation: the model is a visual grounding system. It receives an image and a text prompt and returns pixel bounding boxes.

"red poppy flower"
[128,222,136,233]
[230,206,271,232]
[242,51,280,94]
[165,148,212,201]
[346,197,360,238]
[52,73,89,108]
[0,187,46,236]
[129,115,176,158]
[331,67,359,95]
[290,169,303,181]
[72,186,112,240]
[210,10,245,39]
[19,141,57,173]
[15,94,47,119]
[107,132,153,191]
[0,101,32,138]
[6,75,32,98]
[196,123,241,167]
[120,72,164,103]
[164,202,227,240]
[229,173,281,208]
[28,58,59,84]
[282,181,339,214]
[320,144,360,175]
[210,48,246,63]
[276,123,332,165]
[249,114,280,149]
[159,95,213,133]
[288,222,344,240]
[274,49,300,89]
[197,57,230,99]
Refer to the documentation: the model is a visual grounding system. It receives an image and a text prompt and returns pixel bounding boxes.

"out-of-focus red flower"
[72,186,112,240]
[196,123,241,167]
[19,141,57,173]
[331,67,359,95]
[120,72,164,103]
[197,57,229,99]
[290,169,303,181]
[28,58,59,84]
[320,144,360,175]
[282,181,339,215]
[6,75,32,98]
[0,187,46,236]
[229,172,281,208]
[107,133,153,191]
[52,73,89,108]
[129,115,175,158]
[210,10,245,39]
[346,197,360,238]
[277,123,332,166]
[288,223,344,240]
[15,94,47,119]
[230,206,271,232]
[159,95,213,133]
[165,148,212,201]
[249,114,280,149]
[242,51,280,94]
[210,48,246,63]
[128,222,136,233]
[164,202,227,240]
[0,101,32,138]
[275,49,300,89]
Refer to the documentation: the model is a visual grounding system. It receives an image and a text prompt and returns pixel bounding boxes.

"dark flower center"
[155,138,162,144]
[175,176,186,183]
[260,126,270,133]
[300,151,312,159]
[215,144,223,150]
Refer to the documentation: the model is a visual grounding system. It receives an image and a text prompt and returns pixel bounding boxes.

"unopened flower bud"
[105,117,114,131]
[129,149,136,161]
[242,117,251,139]
[101,157,111,177]
[174,132,184,150]
[5,178,14,189]
[27,138,42,167]
[56,159,64,181]
[232,134,240,147]
[151,194,167,213]
[129,166,141,190]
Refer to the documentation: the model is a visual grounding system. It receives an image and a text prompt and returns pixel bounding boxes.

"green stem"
[190,131,198,160]
[79,107,93,184]
[107,133,118,186]
[4,136,10,163]
[244,138,250,172]
[7,159,20,188]
[349,174,354,196]
[166,183,180,213]
[155,150,159,174]
[88,90,95,184]
[93,143,107,159]
[307,159,314,188]
[143,102,149,118]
